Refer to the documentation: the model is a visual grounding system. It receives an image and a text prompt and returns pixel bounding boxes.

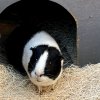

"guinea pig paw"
[38,86,43,95]
[51,84,56,90]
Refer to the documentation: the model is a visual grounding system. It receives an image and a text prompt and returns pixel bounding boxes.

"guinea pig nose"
[35,72,43,77]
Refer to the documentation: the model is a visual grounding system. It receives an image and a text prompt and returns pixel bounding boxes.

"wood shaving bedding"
[0,64,100,100]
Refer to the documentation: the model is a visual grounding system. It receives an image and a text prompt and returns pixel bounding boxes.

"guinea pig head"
[28,45,64,86]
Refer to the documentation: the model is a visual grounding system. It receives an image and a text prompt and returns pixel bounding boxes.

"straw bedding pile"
[0,63,100,100]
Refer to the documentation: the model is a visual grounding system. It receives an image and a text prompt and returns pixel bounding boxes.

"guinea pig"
[4,0,66,93]
[6,28,64,93]
[22,31,64,92]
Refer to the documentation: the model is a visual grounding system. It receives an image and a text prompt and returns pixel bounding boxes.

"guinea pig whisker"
[63,62,68,66]
[45,73,55,77]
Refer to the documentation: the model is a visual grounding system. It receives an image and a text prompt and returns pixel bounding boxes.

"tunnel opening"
[0,0,77,68]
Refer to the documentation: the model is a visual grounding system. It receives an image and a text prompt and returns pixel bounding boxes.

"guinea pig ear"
[30,47,34,51]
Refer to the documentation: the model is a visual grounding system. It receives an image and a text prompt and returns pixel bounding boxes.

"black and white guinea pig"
[22,31,64,87]
[6,28,64,90]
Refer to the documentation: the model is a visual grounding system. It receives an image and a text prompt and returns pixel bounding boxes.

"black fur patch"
[45,47,62,80]
[28,45,48,73]
[28,45,63,80]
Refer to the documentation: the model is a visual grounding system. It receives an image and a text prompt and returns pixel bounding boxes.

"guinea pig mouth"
[36,78,40,82]
[36,79,42,82]
[36,78,42,82]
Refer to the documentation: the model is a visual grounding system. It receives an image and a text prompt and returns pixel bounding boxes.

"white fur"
[29,67,63,87]
[22,31,61,71]
[61,59,64,67]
